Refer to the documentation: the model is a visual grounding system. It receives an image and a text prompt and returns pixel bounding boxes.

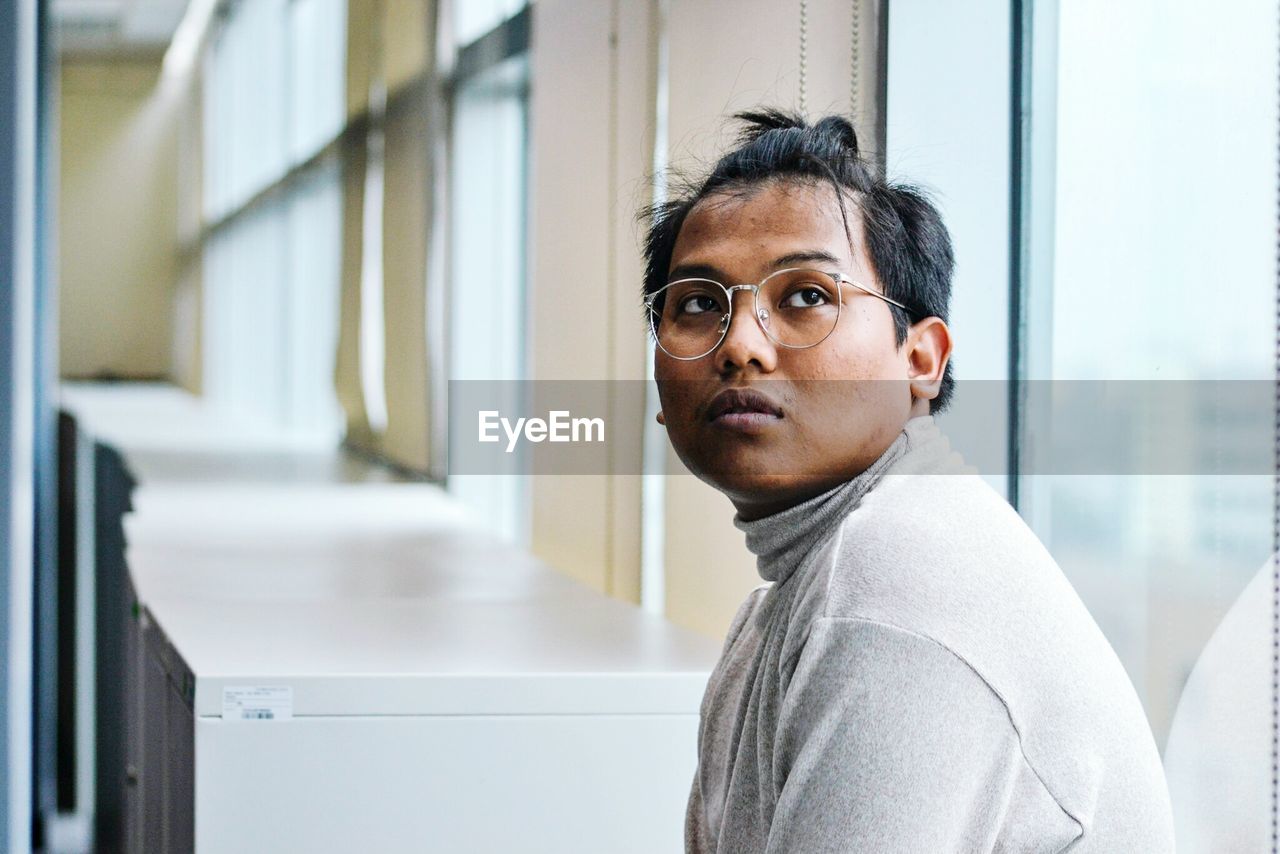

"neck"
[731,474,865,522]
[733,413,961,585]
[729,415,919,521]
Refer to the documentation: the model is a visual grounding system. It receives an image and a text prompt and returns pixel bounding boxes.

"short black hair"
[640,109,955,414]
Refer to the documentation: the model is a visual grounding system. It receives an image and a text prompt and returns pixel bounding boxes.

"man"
[643,111,1174,852]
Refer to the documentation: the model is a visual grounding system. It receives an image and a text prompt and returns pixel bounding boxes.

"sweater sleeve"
[766,618,1082,854]
[686,586,771,854]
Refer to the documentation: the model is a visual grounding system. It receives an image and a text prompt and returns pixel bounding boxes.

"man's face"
[653,179,946,519]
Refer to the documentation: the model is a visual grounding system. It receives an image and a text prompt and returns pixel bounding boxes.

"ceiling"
[53,0,193,56]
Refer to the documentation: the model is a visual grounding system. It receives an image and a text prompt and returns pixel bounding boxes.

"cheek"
[654,348,698,380]
[785,310,911,436]
[653,351,704,420]
[798,307,903,380]
[653,346,691,383]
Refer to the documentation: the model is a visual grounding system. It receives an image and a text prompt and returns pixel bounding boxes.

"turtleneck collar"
[733,414,965,585]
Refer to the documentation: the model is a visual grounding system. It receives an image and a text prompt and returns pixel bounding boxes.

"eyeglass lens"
[649,269,841,358]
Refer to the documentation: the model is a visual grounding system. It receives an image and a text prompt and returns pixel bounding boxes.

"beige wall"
[379,83,434,472]
[660,0,883,639]
[59,59,182,380]
[336,0,439,472]
[524,0,883,638]
[171,67,203,395]
[527,0,657,603]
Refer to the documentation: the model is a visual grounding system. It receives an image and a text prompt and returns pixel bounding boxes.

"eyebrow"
[666,250,844,283]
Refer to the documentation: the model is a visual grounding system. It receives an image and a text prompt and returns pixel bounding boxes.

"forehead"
[669,180,862,275]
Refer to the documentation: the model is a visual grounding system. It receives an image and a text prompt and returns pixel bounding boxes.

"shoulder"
[847,472,1049,568]
[779,617,1021,750]
[819,469,1118,703]
[788,615,1013,711]
[775,616,1082,845]
[813,477,1172,843]
[821,472,1073,629]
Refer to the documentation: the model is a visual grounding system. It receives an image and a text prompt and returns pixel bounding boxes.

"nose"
[715,287,778,375]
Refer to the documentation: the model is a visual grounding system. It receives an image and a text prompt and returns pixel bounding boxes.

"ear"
[904,317,952,403]
[656,409,666,425]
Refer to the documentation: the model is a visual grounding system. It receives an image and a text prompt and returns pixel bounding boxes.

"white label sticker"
[222,686,293,721]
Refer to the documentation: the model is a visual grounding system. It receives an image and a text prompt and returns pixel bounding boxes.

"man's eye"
[678,294,721,315]
[781,287,830,309]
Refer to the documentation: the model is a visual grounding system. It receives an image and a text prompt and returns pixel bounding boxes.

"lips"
[706,387,784,423]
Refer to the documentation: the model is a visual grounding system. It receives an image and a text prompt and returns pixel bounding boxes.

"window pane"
[447,53,530,541]
[200,0,346,439]
[289,0,347,163]
[453,0,526,47]
[203,199,288,422]
[203,0,289,220]
[1026,0,1276,846]
[285,159,344,439]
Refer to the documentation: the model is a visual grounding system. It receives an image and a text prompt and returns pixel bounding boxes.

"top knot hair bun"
[731,109,862,161]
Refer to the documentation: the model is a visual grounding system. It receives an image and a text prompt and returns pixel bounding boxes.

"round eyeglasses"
[644,267,911,361]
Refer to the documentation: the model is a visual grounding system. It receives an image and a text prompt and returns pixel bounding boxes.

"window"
[891,0,1276,840]
[1016,0,1276,844]
[1020,0,1275,748]
[445,6,531,542]
[197,0,346,440]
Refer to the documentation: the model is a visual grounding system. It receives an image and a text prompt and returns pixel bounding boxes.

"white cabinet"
[62,384,717,853]
[134,589,714,853]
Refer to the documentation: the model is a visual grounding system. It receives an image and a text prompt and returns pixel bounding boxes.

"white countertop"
[63,382,718,716]
[154,594,716,716]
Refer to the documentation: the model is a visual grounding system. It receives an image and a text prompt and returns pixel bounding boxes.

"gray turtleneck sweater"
[685,415,1174,853]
